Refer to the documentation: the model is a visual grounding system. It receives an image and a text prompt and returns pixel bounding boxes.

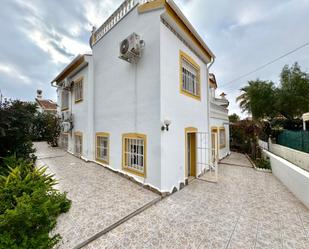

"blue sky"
[0,0,309,117]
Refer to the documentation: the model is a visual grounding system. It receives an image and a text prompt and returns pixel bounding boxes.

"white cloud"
[0,64,31,84]
[1,0,309,110]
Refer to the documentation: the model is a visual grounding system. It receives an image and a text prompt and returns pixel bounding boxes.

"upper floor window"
[180,50,201,100]
[74,77,83,103]
[122,133,146,177]
[61,90,69,110]
[96,132,109,164]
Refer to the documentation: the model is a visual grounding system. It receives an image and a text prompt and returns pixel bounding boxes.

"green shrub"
[255,158,271,170]
[0,157,71,249]
[31,112,61,147]
[0,100,37,166]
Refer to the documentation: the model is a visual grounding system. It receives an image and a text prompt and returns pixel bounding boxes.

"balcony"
[90,0,154,47]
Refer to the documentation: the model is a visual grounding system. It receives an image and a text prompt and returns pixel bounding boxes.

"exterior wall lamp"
[161,118,171,131]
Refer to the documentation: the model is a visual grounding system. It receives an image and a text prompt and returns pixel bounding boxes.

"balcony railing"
[91,0,154,47]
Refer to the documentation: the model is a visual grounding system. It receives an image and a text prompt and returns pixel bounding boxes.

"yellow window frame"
[74,131,83,156]
[95,132,110,165]
[179,50,201,100]
[74,76,84,103]
[219,127,226,149]
[122,133,147,178]
[61,90,69,111]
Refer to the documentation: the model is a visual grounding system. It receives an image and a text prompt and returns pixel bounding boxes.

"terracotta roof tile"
[35,98,57,110]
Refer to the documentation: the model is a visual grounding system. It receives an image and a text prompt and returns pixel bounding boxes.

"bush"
[32,112,61,147]
[255,158,271,170]
[0,157,71,249]
[0,100,37,166]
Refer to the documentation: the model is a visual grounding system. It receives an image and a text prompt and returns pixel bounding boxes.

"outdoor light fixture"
[161,118,171,131]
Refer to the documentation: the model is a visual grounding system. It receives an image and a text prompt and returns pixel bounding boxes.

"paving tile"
[34,142,159,249]
[35,144,309,249]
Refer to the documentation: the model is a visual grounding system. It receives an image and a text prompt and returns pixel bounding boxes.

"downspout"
[51,81,60,113]
[206,57,215,168]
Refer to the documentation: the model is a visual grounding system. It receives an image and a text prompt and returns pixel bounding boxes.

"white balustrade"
[91,0,155,46]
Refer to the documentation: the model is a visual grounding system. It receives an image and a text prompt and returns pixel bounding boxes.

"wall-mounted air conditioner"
[61,122,72,133]
[119,33,145,63]
[61,111,72,122]
[62,79,73,90]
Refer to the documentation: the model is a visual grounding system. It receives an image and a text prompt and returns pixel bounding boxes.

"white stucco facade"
[53,0,226,193]
[209,75,230,160]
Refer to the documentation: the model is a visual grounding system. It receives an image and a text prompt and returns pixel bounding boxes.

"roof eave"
[51,54,91,84]
[166,0,215,59]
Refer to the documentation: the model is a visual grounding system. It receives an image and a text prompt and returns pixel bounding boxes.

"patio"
[34,142,159,249]
[35,143,308,248]
[85,153,309,249]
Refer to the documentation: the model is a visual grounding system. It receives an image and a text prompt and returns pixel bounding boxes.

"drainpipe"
[206,57,215,168]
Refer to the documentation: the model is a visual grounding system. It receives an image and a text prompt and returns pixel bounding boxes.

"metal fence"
[277,130,309,153]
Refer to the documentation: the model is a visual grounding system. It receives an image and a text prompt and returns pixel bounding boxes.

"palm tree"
[236,80,276,120]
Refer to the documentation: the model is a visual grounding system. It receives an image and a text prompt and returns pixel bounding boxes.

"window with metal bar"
[96,133,109,164]
[122,134,146,177]
[219,128,226,148]
[61,90,69,110]
[74,133,83,156]
[60,133,68,150]
[74,78,83,103]
[180,51,200,100]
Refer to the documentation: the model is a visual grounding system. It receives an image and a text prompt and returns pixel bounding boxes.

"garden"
[0,100,70,249]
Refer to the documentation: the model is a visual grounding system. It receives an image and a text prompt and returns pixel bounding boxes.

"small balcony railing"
[91,0,155,47]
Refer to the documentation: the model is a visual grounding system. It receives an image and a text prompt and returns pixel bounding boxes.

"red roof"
[35,98,57,110]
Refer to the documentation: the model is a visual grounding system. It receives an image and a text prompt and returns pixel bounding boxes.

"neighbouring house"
[209,74,230,160]
[35,89,57,114]
[51,0,230,193]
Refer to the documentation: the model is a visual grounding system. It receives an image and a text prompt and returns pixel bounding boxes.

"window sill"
[122,166,146,178]
[75,99,83,104]
[96,158,109,165]
[180,89,201,101]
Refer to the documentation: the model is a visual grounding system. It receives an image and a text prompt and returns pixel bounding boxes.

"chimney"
[37,89,43,99]
[220,92,227,100]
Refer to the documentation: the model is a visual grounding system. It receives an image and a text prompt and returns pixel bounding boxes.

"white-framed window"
[96,133,109,164]
[122,133,146,177]
[180,51,200,99]
[74,77,83,103]
[61,90,69,110]
[219,128,226,148]
[74,133,83,156]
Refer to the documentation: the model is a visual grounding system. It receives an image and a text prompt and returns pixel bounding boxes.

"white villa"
[52,0,230,193]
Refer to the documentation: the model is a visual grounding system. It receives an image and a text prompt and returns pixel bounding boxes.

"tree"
[236,80,276,120]
[32,113,61,147]
[276,62,309,120]
[229,113,240,123]
[44,113,61,147]
[236,63,309,123]
[0,100,37,165]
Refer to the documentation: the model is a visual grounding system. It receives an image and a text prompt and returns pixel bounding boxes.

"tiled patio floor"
[84,153,309,249]
[34,142,159,249]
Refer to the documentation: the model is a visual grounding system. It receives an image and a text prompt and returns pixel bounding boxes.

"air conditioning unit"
[62,79,73,90]
[61,122,72,133]
[61,111,72,122]
[119,33,145,63]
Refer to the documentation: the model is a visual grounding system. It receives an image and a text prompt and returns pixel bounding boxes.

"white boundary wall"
[269,142,309,172]
[264,150,309,208]
[258,139,309,172]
